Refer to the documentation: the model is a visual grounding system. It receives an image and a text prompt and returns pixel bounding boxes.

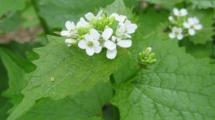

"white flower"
[65,39,76,47]
[168,16,174,22]
[101,26,133,59]
[76,17,89,28]
[102,27,114,46]
[116,20,137,38]
[183,17,202,36]
[85,10,104,21]
[173,8,188,17]
[61,11,137,59]
[103,27,116,50]
[101,20,136,59]
[60,21,76,37]
[111,13,127,23]
[78,29,102,56]
[104,36,132,59]
[169,27,184,40]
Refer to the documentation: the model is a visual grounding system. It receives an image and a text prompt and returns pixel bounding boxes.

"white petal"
[124,34,131,38]
[127,23,138,34]
[102,27,113,40]
[183,22,190,28]
[106,49,117,59]
[168,16,174,22]
[90,29,100,40]
[188,17,197,25]
[65,21,75,31]
[192,17,199,24]
[117,40,132,48]
[96,10,104,18]
[146,47,152,52]
[65,39,72,47]
[180,9,188,16]
[117,15,126,23]
[85,12,95,21]
[104,40,116,50]
[94,46,102,53]
[177,28,183,33]
[194,24,202,30]
[111,13,126,23]
[117,25,126,34]
[78,40,87,49]
[110,13,118,18]
[169,33,175,39]
[65,39,72,44]
[86,48,95,56]
[177,34,184,40]
[173,8,179,16]
[84,34,92,41]
[77,18,89,28]
[172,27,179,32]
[60,30,70,37]
[188,29,196,36]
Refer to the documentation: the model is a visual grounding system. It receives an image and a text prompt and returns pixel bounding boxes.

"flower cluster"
[168,8,203,40]
[60,10,137,59]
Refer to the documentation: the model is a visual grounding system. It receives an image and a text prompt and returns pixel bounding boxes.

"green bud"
[91,16,115,31]
[77,27,90,39]
[138,47,157,66]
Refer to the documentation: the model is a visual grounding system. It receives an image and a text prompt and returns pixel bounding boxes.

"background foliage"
[0,0,215,120]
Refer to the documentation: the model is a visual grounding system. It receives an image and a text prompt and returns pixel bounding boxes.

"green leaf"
[0,97,11,120]
[112,31,215,120]
[145,0,184,9]
[0,60,11,120]
[105,0,132,17]
[123,0,138,8]
[7,36,126,120]
[21,5,40,28]
[35,0,114,30]
[18,82,113,120]
[0,13,23,33]
[179,40,213,59]
[0,0,26,17]
[191,0,215,9]
[0,47,34,106]
[113,8,169,84]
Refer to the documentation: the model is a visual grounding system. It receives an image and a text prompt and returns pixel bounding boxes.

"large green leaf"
[35,0,114,30]
[18,82,113,120]
[112,30,215,120]
[7,35,127,120]
[0,0,25,17]
[0,47,34,105]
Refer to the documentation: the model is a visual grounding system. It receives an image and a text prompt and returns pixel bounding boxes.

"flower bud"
[138,47,157,66]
